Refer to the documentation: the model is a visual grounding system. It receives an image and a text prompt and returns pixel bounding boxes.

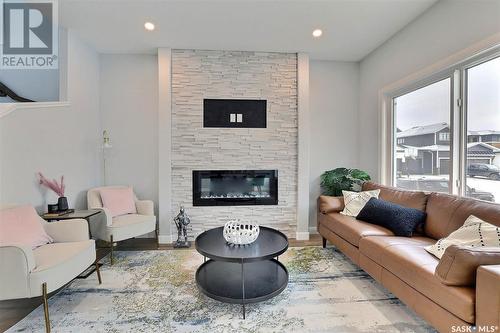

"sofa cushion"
[319,212,393,247]
[318,195,344,214]
[359,235,434,264]
[426,215,500,259]
[425,192,500,240]
[362,182,428,211]
[435,245,500,286]
[356,198,426,237]
[30,240,95,295]
[359,236,475,323]
[109,214,156,242]
[318,223,360,264]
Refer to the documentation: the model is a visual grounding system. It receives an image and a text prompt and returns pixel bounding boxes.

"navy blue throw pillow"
[356,197,426,237]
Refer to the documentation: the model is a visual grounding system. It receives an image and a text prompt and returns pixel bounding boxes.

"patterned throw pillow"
[341,189,380,217]
[426,215,500,259]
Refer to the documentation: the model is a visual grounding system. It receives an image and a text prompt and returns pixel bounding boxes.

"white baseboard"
[308,226,318,235]
[158,235,173,244]
[295,231,310,240]
[163,231,316,242]
[163,231,314,242]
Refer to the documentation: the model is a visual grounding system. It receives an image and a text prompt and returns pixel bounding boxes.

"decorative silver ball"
[223,220,260,245]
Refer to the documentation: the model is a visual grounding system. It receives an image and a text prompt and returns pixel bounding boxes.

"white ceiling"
[59,0,438,61]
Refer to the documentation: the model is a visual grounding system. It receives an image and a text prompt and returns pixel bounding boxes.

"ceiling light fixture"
[312,29,322,38]
[144,22,155,31]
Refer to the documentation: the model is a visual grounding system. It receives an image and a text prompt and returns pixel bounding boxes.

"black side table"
[41,209,101,237]
[41,209,101,223]
[195,226,289,319]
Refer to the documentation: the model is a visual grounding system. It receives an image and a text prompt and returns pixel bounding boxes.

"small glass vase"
[57,196,69,211]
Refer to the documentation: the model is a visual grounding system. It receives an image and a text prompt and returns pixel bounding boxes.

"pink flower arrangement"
[38,172,65,197]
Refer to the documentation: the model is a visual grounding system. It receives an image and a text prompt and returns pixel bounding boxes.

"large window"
[465,56,500,203]
[393,78,451,193]
[389,51,500,204]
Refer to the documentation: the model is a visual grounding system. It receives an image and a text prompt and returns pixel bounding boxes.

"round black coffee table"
[195,226,288,319]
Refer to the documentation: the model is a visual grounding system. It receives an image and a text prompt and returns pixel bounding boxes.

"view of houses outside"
[464,56,500,203]
[394,57,500,203]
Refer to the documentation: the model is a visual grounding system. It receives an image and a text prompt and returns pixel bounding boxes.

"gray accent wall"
[171,50,298,237]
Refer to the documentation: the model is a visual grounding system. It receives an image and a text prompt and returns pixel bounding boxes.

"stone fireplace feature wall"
[171,49,298,237]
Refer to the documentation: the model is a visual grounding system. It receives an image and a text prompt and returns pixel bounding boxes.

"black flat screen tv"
[203,99,266,128]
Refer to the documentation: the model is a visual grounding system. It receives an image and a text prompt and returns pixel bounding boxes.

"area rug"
[8,246,435,333]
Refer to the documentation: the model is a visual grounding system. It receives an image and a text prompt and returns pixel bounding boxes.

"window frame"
[390,74,455,194]
[460,51,500,197]
[381,45,500,199]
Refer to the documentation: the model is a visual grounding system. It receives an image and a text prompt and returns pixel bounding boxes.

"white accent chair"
[87,186,157,264]
[0,205,101,333]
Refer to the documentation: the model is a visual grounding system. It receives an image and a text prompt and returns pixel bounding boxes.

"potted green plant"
[320,168,371,196]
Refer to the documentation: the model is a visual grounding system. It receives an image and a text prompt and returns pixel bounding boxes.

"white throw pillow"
[426,215,500,259]
[341,189,380,217]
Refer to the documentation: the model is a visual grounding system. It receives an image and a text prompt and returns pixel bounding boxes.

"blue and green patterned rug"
[8,246,434,332]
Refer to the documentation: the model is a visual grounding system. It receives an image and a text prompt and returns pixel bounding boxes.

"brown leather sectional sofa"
[317,182,500,333]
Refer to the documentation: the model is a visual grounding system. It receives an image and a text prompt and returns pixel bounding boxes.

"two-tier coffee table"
[195,226,288,319]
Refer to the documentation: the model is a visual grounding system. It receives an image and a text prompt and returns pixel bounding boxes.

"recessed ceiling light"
[312,29,322,38]
[144,22,155,31]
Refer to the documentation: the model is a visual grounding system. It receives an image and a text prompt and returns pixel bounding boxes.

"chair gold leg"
[110,235,114,265]
[155,225,159,248]
[42,282,51,333]
[95,261,102,284]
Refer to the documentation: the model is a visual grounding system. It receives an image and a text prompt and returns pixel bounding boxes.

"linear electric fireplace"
[193,170,278,206]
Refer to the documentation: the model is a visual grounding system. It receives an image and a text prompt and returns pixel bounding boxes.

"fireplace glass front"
[192,170,278,206]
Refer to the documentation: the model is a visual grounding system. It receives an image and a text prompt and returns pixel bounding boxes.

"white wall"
[0,31,101,211]
[99,54,159,210]
[309,60,359,229]
[358,0,500,180]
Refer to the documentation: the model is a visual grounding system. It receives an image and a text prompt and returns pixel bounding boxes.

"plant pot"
[57,196,69,211]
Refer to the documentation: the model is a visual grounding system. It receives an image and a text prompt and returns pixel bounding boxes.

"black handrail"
[0,81,34,102]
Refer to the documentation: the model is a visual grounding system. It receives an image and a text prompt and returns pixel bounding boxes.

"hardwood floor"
[0,234,322,332]
[289,234,322,247]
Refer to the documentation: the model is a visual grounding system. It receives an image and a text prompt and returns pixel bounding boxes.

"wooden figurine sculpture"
[174,206,191,248]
